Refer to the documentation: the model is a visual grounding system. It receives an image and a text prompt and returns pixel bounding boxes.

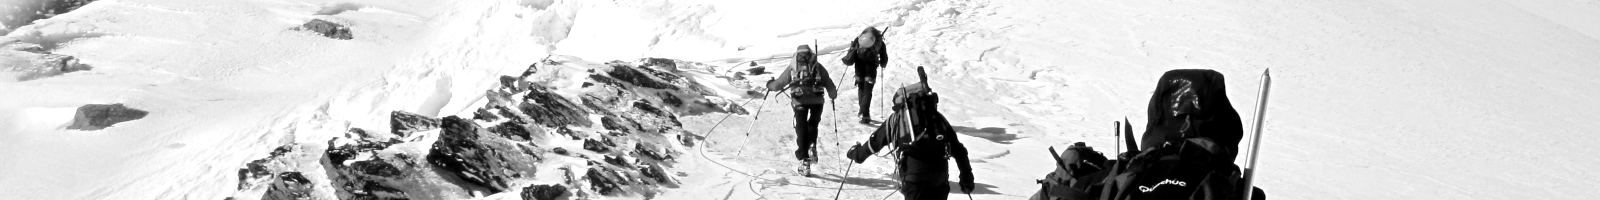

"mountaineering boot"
[797,160,812,176]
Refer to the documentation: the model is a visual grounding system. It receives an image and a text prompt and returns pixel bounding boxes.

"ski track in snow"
[4,0,1600,199]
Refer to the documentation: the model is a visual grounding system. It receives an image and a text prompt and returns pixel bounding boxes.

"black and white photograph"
[2,0,1596,199]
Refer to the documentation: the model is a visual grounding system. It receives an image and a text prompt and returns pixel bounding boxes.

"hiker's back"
[1140,69,1244,161]
[843,27,886,67]
[783,45,833,105]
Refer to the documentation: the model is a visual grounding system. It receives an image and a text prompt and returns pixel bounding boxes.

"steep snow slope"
[1,0,561,199]
[3,0,1599,199]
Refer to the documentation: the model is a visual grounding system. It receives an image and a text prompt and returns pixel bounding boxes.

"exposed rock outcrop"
[294,19,352,40]
[1,36,94,81]
[426,116,541,193]
[323,128,412,200]
[520,184,568,200]
[66,103,147,131]
[390,111,438,138]
[262,172,315,200]
[518,87,591,127]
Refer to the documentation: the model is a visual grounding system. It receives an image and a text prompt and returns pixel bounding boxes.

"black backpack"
[1033,143,1111,200]
[842,27,884,66]
[885,81,945,157]
[1139,69,1243,162]
[1032,69,1263,200]
[789,45,826,98]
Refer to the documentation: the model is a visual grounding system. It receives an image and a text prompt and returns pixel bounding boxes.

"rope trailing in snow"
[693,90,884,192]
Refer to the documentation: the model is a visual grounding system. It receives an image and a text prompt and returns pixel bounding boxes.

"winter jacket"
[765,50,839,106]
[843,27,888,75]
[845,82,973,183]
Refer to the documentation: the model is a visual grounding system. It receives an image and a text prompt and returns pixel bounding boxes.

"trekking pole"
[832,161,855,200]
[1114,121,1121,154]
[1240,69,1273,200]
[745,89,777,136]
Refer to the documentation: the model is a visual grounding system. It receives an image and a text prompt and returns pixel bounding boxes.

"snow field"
[3,0,1600,199]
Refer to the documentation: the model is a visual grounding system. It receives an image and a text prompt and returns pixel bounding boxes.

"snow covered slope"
[4,0,1600,199]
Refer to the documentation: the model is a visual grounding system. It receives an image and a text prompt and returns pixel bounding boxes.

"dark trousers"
[855,65,878,120]
[899,180,950,200]
[792,104,824,161]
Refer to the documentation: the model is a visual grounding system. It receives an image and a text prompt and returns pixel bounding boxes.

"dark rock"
[390,110,438,138]
[348,159,403,178]
[262,172,315,200]
[426,116,541,193]
[658,91,683,108]
[65,103,148,131]
[520,184,567,200]
[585,167,623,195]
[604,61,680,90]
[499,75,521,91]
[747,65,766,75]
[598,115,639,132]
[586,73,626,89]
[519,87,591,127]
[552,147,568,156]
[488,122,536,141]
[295,19,352,40]
[472,107,501,122]
[238,160,273,190]
[603,155,629,167]
[335,180,407,200]
[582,138,609,153]
[639,58,679,71]
[633,143,671,161]
[322,135,411,200]
[236,144,301,191]
[639,164,676,185]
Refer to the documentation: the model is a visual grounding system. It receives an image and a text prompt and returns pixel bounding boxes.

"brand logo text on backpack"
[1138,179,1187,192]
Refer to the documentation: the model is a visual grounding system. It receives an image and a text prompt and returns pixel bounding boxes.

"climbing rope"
[693,90,885,193]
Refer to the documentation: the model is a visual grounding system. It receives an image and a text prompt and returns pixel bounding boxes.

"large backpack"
[842,27,883,66]
[789,45,827,98]
[1140,69,1244,163]
[1032,143,1112,200]
[883,81,944,155]
[1032,69,1263,200]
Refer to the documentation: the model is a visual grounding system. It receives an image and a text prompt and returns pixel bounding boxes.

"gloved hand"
[845,143,871,163]
[959,172,976,194]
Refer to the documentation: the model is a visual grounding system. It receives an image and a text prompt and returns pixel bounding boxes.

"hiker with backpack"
[841,27,889,124]
[766,45,840,175]
[1030,69,1265,200]
[844,67,976,199]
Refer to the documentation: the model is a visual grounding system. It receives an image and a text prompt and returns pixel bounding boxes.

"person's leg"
[855,65,877,122]
[793,105,810,161]
[857,76,874,122]
[802,104,823,161]
[900,181,951,200]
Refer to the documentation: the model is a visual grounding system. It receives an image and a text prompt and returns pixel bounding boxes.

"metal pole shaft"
[1240,69,1272,200]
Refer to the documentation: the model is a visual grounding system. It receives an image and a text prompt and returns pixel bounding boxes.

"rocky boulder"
[520,184,568,200]
[261,172,315,200]
[294,19,352,40]
[518,87,590,127]
[390,110,438,138]
[584,167,625,196]
[66,103,148,131]
[427,116,542,193]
